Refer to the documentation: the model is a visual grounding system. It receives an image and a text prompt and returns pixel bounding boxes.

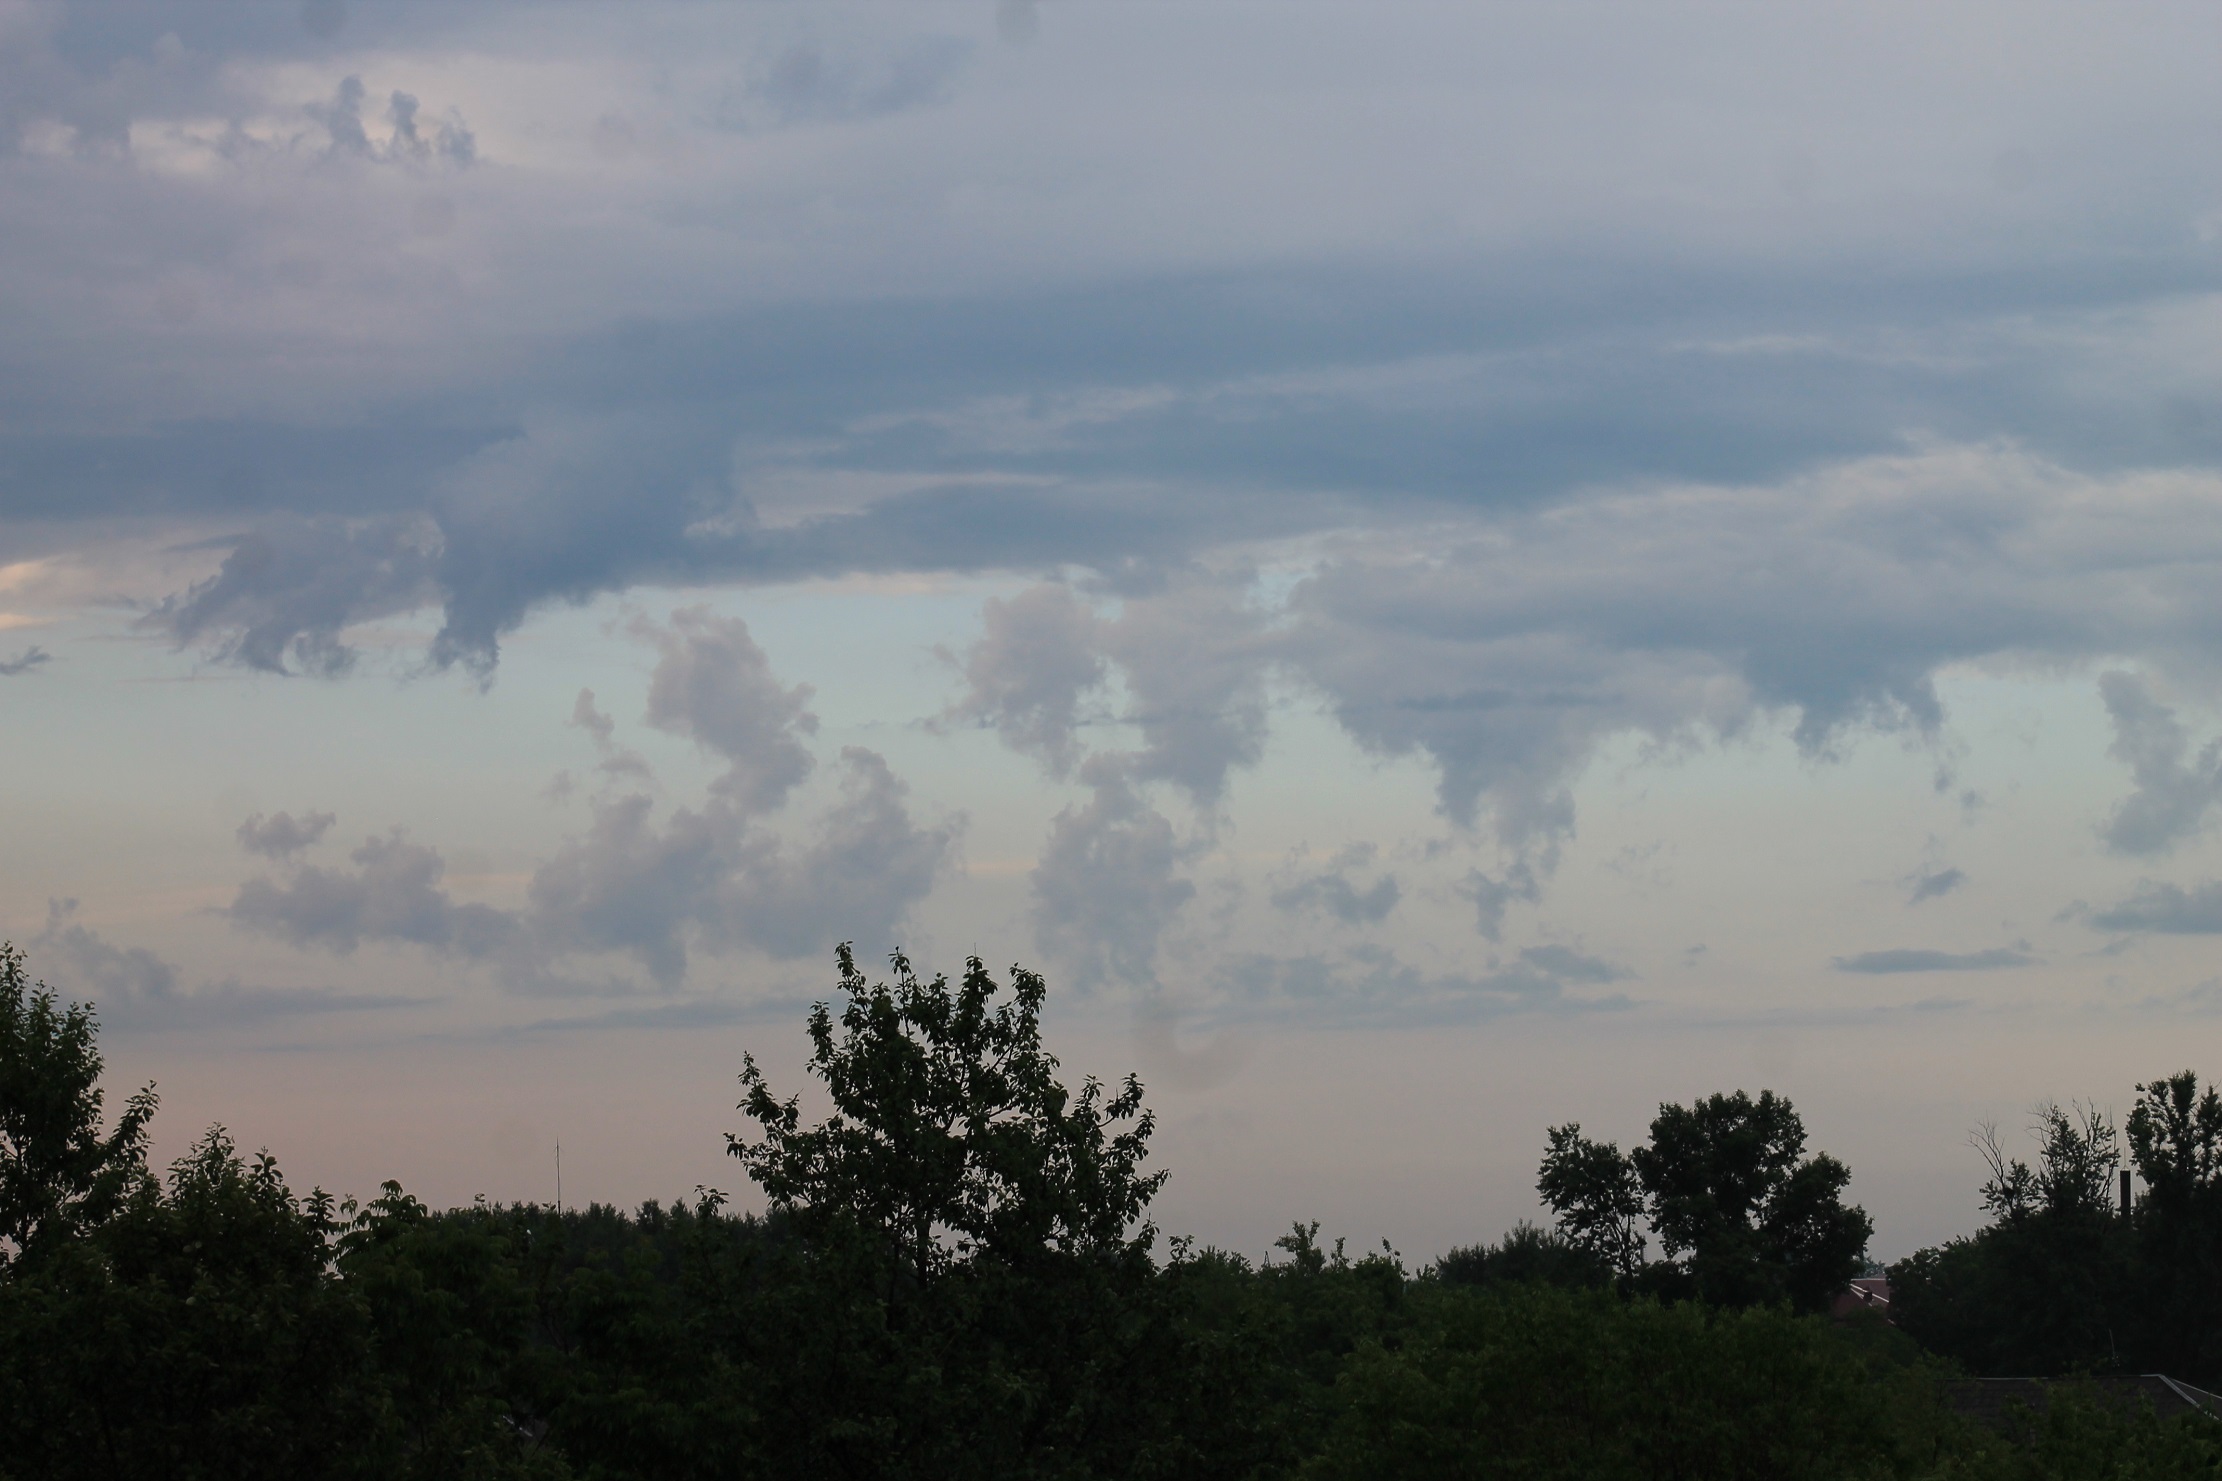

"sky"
[5,0,2222,1264]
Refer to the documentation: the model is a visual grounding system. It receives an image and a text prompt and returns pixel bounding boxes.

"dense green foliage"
[3,940,2220,1479]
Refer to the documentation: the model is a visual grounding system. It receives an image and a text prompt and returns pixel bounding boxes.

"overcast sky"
[6,0,2222,1262]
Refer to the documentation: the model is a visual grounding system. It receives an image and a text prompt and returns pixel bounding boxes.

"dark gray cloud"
[1906,866,1967,905]
[1270,844,1400,926]
[145,515,441,676]
[1833,947,2036,974]
[2091,880,2222,935]
[0,646,49,675]
[2097,671,2222,856]
[1030,757,1195,987]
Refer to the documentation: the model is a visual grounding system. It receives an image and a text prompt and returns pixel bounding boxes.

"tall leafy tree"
[730,944,1165,1283]
[1541,1090,1870,1312]
[1633,1090,1872,1312]
[724,945,1176,1479]
[1536,1125,1647,1281]
[0,941,157,1268]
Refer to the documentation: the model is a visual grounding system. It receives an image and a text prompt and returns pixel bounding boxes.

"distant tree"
[0,941,157,1269]
[1541,1090,1870,1312]
[1434,1220,1614,1291]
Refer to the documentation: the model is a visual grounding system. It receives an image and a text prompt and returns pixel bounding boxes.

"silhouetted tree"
[2126,1071,2222,1384]
[1891,1102,2134,1379]
[0,941,156,1269]
[1542,1090,1871,1312]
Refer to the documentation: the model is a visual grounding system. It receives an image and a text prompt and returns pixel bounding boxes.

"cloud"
[29,899,416,1028]
[636,607,817,811]
[947,582,1104,778]
[2097,670,2222,856]
[1516,944,1629,984]
[569,688,650,781]
[1101,574,1273,805]
[228,753,954,989]
[745,35,971,127]
[525,746,955,982]
[1030,757,1196,987]
[2090,880,2222,935]
[144,515,442,676]
[228,830,520,958]
[1270,843,1400,925]
[1459,862,1542,943]
[33,899,178,1002]
[236,809,336,859]
[1218,941,1635,1027]
[306,75,474,164]
[1906,865,1967,905]
[0,646,48,675]
[1832,947,2036,974]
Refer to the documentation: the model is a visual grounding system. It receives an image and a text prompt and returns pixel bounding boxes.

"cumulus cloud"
[236,809,336,859]
[33,899,178,1002]
[2097,671,2222,856]
[228,830,519,958]
[1101,574,1273,805]
[2090,880,2222,935]
[948,582,1104,777]
[1030,757,1196,987]
[1832,947,2036,973]
[527,748,955,982]
[636,607,817,811]
[1270,843,1400,925]
[222,623,954,988]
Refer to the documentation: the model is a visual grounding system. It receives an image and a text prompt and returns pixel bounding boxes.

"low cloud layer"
[1833,947,2036,974]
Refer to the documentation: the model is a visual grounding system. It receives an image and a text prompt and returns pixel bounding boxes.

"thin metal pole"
[556,1141,562,1213]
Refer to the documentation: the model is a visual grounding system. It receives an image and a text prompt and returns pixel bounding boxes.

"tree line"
[2,939,2219,1480]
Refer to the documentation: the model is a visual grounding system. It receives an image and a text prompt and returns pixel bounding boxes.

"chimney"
[2120,1169,2133,1217]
